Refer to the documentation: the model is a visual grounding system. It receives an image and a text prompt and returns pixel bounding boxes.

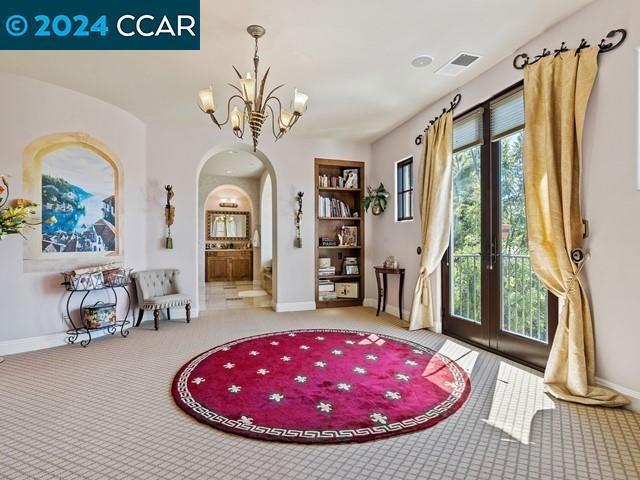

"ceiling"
[0,0,592,142]
[201,150,265,178]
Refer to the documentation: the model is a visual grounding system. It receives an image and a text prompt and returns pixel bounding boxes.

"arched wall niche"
[195,142,277,307]
[23,132,122,272]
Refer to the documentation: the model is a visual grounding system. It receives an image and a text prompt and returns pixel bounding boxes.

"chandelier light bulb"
[279,110,294,132]
[292,88,309,115]
[240,73,256,102]
[198,85,215,113]
[231,106,243,130]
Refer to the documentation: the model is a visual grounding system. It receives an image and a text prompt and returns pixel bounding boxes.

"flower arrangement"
[0,175,55,239]
[363,183,390,215]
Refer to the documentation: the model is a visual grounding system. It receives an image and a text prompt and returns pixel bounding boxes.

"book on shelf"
[318,196,352,218]
[319,293,338,301]
[319,237,338,247]
[341,256,359,275]
[318,170,359,189]
[318,257,331,268]
[319,266,336,276]
[318,279,335,293]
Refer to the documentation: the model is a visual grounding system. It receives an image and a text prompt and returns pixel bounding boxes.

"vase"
[372,204,382,216]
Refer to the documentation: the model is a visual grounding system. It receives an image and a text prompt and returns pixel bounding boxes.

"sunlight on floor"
[437,339,479,374]
[199,282,272,311]
[482,361,556,445]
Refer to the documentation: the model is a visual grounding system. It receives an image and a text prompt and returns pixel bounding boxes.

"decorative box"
[318,257,331,268]
[336,282,359,299]
[83,302,116,329]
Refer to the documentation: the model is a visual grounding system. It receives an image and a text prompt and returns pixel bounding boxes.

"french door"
[442,85,557,369]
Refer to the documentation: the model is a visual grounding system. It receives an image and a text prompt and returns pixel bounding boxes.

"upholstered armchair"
[131,269,191,330]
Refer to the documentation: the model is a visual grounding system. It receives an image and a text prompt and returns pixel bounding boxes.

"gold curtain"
[523,47,627,406]
[409,111,453,330]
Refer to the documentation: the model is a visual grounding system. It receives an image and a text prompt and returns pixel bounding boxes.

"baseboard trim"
[274,301,316,313]
[0,329,111,356]
[595,376,640,413]
[0,307,200,356]
[363,297,410,322]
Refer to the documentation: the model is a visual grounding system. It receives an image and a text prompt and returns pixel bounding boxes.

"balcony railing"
[451,253,548,343]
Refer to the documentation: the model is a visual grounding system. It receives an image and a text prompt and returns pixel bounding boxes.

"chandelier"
[197,25,309,151]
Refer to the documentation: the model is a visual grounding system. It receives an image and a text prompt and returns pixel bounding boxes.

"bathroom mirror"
[206,210,250,240]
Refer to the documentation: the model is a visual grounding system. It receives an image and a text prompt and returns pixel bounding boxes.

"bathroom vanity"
[205,210,253,282]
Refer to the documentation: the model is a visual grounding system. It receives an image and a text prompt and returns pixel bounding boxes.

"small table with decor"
[373,266,406,320]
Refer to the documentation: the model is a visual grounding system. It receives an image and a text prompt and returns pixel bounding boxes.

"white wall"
[0,73,147,343]
[368,0,640,395]
[146,125,370,312]
[260,173,273,269]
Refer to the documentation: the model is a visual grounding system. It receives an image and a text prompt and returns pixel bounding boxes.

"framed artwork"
[342,169,359,189]
[23,132,121,272]
[40,146,117,253]
[341,226,358,246]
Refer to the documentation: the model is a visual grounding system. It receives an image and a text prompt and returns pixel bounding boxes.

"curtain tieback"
[564,249,590,298]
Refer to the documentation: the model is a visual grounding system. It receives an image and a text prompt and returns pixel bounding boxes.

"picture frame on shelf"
[341,226,358,246]
[336,282,359,298]
[344,264,359,275]
[342,169,359,189]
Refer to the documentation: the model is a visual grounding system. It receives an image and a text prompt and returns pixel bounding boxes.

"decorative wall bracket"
[165,185,175,249]
[294,192,303,248]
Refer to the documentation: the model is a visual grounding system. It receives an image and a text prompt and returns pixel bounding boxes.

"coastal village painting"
[41,146,117,254]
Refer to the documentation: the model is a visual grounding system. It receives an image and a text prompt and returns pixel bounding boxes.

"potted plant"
[363,183,389,216]
[0,175,55,240]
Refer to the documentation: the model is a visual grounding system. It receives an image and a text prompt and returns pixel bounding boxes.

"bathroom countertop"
[205,248,252,252]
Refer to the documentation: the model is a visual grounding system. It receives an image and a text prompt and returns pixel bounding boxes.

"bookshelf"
[315,158,365,308]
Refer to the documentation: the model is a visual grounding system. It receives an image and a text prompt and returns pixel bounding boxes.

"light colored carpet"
[1,306,639,480]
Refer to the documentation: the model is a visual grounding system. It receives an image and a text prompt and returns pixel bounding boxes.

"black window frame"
[396,157,414,222]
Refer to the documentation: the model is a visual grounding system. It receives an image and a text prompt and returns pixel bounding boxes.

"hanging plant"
[0,175,55,239]
[363,183,389,216]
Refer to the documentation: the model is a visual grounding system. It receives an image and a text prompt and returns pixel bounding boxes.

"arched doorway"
[196,144,277,311]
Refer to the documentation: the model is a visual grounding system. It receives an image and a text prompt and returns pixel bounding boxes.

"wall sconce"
[219,198,238,208]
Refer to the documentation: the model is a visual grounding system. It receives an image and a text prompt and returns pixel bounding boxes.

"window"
[395,157,413,221]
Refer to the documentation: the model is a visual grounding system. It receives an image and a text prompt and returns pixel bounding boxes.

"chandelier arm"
[266,104,284,140]
[265,96,299,130]
[262,85,286,112]
[239,105,248,137]
[208,113,222,129]
[228,83,245,97]
[213,94,248,127]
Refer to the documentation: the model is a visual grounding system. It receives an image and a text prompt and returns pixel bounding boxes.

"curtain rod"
[513,28,627,70]
[414,93,462,145]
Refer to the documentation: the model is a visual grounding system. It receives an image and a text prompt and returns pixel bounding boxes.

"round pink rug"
[172,329,470,443]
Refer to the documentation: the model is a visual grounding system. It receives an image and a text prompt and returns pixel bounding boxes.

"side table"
[374,266,406,320]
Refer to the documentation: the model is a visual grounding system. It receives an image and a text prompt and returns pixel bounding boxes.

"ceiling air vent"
[436,52,482,77]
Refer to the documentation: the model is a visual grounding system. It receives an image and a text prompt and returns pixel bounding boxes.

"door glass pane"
[451,145,482,323]
[498,131,548,342]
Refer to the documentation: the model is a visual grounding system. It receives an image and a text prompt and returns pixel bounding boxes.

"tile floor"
[199,281,272,311]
